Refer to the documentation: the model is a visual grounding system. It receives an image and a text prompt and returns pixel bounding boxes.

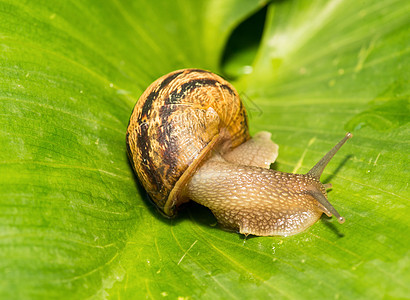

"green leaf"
[1,0,409,299]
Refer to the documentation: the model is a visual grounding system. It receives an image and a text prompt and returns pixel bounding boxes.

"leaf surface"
[0,0,408,299]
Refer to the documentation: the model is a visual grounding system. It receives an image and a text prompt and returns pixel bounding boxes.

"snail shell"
[126,69,249,216]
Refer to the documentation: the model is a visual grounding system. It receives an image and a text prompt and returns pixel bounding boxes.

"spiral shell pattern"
[126,69,249,216]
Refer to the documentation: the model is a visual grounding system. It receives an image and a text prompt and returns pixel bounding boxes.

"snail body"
[126,69,351,236]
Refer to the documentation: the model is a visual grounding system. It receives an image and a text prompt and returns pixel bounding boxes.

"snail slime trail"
[126,69,352,236]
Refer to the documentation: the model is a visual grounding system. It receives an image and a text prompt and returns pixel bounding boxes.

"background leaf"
[0,0,409,299]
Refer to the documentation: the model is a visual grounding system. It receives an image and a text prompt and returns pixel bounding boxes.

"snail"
[126,69,352,236]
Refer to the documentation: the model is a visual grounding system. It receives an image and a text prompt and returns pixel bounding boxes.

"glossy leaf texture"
[0,0,409,299]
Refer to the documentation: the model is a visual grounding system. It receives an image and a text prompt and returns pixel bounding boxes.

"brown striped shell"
[126,69,250,217]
